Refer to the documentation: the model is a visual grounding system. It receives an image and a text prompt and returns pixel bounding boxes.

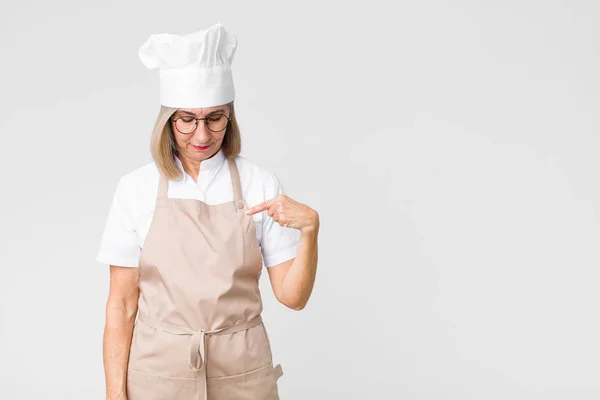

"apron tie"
[189,330,206,370]
[137,313,264,400]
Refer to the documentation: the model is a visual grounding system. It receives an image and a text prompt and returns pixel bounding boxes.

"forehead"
[175,106,228,115]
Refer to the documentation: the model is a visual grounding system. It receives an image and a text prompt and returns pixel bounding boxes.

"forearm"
[282,226,319,310]
[104,301,137,400]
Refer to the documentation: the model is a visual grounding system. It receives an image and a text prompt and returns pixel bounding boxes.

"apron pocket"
[207,361,283,400]
[127,368,200,400]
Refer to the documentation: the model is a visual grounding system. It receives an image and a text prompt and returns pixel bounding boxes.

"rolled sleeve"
[95,177,141,267]
[260,174,301,268]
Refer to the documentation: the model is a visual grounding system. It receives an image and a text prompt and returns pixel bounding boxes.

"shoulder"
[232,154,280,189]
[110,161,159,215]
[118,161,159,190]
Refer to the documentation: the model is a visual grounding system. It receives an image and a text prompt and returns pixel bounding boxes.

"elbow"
[276,283,309,311]
[291,303,306,311]
[282,298,307,311]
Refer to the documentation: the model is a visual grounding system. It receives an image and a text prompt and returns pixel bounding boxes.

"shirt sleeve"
[260,173,301,268]
[95,177,141,267]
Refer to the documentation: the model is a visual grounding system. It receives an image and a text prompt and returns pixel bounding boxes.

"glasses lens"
[207,114,228,132]
[175,117,197,134]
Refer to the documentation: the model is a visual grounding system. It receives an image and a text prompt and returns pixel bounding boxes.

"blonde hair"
[150,101,242,180]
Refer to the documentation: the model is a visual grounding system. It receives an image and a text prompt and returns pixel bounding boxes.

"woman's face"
[171,104,231,163]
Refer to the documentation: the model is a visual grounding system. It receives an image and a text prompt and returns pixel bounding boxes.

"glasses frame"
[171,113,231,134]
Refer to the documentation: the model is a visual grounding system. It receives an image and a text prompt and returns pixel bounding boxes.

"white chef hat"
[138,22,238,108]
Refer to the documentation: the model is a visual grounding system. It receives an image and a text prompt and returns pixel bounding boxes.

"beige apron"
[126,156,283,400]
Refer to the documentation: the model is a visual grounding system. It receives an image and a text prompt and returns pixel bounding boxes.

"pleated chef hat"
[138,22,238,108]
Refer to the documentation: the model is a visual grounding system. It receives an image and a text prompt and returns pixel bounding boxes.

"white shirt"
[96,148,300,268]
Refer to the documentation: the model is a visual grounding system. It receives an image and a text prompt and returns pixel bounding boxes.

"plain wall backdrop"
[0,1,599,399]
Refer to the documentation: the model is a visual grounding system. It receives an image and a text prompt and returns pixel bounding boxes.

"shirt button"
[238,202,244,209]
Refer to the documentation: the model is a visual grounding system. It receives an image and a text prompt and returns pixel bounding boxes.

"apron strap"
[157,170,168,201]
[227,157,244,208]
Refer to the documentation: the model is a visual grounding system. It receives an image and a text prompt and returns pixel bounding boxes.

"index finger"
[246,198,274,215]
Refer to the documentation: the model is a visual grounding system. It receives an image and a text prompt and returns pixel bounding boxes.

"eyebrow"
[175,108,226,116]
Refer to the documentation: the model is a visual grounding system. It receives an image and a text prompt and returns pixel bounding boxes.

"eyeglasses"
[171,113,231,134]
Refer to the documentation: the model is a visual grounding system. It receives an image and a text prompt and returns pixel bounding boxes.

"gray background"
[1,1,599,399]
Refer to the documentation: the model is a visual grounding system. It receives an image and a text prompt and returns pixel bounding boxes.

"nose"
[191,121,212,142]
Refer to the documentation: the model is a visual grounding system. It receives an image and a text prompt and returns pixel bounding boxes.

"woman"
[97,23,319,400]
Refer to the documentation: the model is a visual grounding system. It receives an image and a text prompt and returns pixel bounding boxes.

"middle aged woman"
[97,23,319,400]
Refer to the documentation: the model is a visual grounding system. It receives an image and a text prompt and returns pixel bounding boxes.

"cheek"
[174,134,188,146]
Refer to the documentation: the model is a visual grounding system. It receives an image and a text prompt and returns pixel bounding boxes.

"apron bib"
[126,157,283,400]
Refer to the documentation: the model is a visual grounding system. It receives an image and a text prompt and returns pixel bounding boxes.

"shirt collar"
[174,147,226,182]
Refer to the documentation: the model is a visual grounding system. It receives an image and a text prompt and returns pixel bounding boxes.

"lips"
[193,144,210,150]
